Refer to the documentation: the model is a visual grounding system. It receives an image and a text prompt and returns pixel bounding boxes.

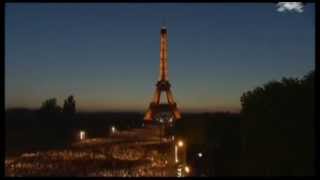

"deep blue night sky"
[5,3,315,112]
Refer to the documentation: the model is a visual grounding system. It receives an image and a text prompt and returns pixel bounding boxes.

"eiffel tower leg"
[144,89,161,121]
[154,88,161,104]
[144,109,153,121]
[166,89,175,104]
[166,90,181,120]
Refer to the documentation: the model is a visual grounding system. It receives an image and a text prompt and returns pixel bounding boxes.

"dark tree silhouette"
[37,98,63,145]
[40,98,61,113]
[240,70,314,176]
[62,95,77,142]
[63,95,76,115]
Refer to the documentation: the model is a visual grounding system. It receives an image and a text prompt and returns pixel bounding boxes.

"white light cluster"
[277,2,304,13]
[177,167,182,177]
[111,126,116,134]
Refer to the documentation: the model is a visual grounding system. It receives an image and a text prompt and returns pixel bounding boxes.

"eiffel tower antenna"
[162,17,166,28]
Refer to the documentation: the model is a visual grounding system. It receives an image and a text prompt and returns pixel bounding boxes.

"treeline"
[240,71,314,176]
[6,95,144,153]
[37,96,76,144]
[6,95,77,151]
[173,70,314,176]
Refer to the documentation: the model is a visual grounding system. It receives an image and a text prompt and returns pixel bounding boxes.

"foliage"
[40,98,61,114]
[240,70,314,176]
[63,95,76,115]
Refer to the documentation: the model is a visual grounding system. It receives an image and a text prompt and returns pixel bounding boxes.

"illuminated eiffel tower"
[144,26,181,123]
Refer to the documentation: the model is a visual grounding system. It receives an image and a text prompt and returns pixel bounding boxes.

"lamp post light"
[184,165,190,174]
[79,130,86,141]
[175,145,179,163]
[175,140,185,164]
[111,126,116,134]
[178,140,184,147]
[176,164,190,177]
[175,139,189,177]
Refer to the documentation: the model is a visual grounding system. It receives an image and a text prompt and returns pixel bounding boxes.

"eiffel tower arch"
[144,26,181,123]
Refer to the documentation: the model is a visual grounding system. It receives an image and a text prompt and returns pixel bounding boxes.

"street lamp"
[175,140,185,165]
[79,130,86,141]
[184,165,190,174]
[198,152,203,158]
[175,145,179,163]
[111,126,116,134]
[178,140,184,147]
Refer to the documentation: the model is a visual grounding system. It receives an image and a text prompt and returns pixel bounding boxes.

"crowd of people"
[5,127,175,177]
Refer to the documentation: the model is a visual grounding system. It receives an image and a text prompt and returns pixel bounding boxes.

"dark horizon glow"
[5,3,315,113]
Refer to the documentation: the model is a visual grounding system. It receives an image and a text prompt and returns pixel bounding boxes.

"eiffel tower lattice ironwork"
[144,26,181,122]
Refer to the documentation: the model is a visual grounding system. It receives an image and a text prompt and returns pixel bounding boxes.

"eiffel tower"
[144,26,181,123]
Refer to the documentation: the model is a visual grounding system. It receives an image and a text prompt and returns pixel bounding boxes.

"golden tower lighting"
[144,26,181,122]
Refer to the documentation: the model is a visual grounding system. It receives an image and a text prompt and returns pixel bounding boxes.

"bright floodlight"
[80,130,85,140]
[198,152,203,158]
[178,140,184,147]
[277,2,304,13]
[111,126,116,134]
[184,166,190,173]
[159,118,163,123]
